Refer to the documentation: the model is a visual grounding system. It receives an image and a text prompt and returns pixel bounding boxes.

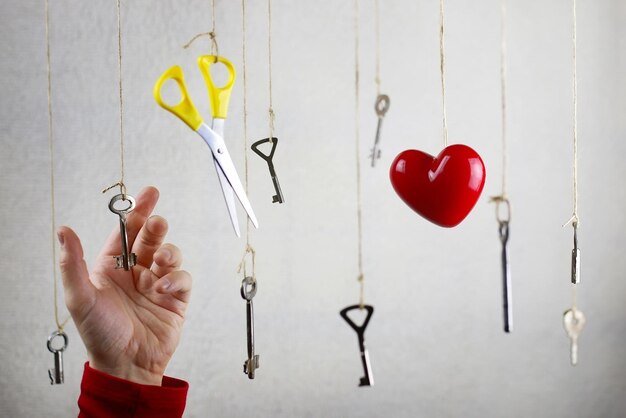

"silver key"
[47,330,68,385]
[563,307,586,366]
[498,221,513,333]
[370,95,390,167]
[241,276,259,379]
[108,194,137,271]
[340,304,375,387]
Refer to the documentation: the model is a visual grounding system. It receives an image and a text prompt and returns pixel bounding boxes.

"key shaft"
[267,161,284,204]
[570,336,579,366]
[370,117,383,167]
[357,335,374,386]
[499,221,513,333]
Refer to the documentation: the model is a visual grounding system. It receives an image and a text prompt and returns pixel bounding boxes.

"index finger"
[98,186,160,259]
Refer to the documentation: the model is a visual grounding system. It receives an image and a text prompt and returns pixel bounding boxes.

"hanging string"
[374,0,381,96]
[103,0,127,196]
[439,0,448,147]
[182,0,219,59]
[569,0,579,306]
[240,0,256,280]
[267,0,275,143]
[490,0,511,223]
[116,0,126,189]
[569,0,579,228]
[498,0,508,199]
[45,0,70,332]
[354,0,365,308]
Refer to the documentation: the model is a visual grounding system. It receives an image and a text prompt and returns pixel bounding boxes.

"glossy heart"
[389,144,486,227]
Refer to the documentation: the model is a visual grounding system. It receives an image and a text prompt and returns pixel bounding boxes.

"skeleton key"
[241,276,260,379]
[340,304,375,387]
[251,137,284,204]
[47,330,68,385]
[498,220,513,333]
[563,307,586,366]
[108,194,137,271]
[370,94,390,167]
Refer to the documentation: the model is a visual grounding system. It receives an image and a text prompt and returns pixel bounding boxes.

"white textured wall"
[1,1,625,417]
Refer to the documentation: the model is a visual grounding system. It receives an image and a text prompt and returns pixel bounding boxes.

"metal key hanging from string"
[563,0,586,367]
[370,0,390,167]
[490,0,513,334]
[44,0,70,385]
[239,0,260,380]
[340,0,375,388]
[102,0,137,271]
[251,0,285,204]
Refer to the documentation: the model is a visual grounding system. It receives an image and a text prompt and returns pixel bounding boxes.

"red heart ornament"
[389,144,486,228]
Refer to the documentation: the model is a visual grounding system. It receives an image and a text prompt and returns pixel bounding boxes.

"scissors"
[154,55,258,236]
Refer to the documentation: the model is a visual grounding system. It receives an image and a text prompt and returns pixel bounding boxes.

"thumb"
[58,226,96,319]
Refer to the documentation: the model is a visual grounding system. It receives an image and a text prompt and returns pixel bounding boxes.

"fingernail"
[159,248,172,263]
[57,231,65,247]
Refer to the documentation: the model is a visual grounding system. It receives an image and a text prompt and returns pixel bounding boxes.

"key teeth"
[48,369,63,385]
[243,356,260,377]
[113,253,138,270]
[113,256,124,269]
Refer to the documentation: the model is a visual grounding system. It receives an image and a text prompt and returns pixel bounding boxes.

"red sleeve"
[77,362,188,418]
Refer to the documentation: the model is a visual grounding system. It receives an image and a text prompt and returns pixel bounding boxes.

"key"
[251,137,284,204]
[370,94,390,167]
[571,225,580,284]
[241,276,259,379]
[108,194,137,271]
[47,330,68,385]
[563,307,586,366]
[498,221,513,333]
[340,304,375,387]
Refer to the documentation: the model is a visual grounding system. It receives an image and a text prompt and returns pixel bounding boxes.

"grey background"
[1,0,625,417]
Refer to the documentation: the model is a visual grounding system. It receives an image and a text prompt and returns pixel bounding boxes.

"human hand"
[58,186,191,386]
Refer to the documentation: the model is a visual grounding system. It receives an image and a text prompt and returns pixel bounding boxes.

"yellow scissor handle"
[153,65,204,131]
[198,55,236,119]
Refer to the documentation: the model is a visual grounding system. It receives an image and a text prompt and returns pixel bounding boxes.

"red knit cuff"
[78,362,188,418]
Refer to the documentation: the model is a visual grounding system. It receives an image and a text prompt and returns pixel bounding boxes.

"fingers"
[98,186,160,259]
[155,270,192,303]
[132,216,168,267]
[57,226,97,319]
[151,243,183,278]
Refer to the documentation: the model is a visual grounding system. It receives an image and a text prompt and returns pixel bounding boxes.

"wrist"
[88,359,164,386]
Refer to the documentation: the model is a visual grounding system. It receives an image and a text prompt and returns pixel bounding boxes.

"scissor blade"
[210,118,240,236]
[212,156,241,237]
[197,123,259,229]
